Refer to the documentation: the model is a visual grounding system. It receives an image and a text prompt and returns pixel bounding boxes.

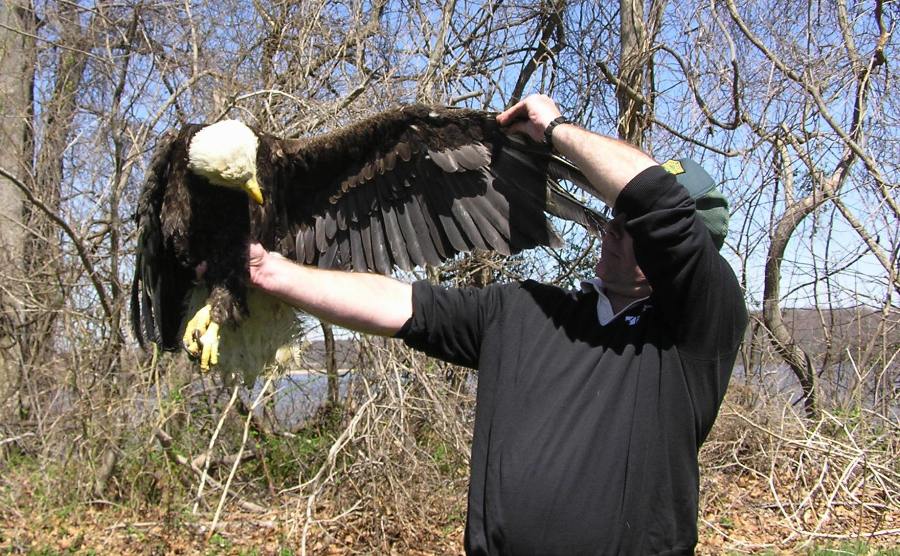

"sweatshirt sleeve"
[615,166,748,358]
[396,280,505,369]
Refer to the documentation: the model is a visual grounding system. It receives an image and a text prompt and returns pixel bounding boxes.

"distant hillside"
[282,307,900,371]
[745,306,900,366]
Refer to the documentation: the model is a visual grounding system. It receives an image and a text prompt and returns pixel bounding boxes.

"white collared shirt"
[580,278,649,326]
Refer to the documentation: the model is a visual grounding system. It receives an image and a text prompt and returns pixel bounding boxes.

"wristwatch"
[544,116,573,146]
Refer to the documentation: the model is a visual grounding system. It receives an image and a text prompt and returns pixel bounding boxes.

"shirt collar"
[580,278,649,326]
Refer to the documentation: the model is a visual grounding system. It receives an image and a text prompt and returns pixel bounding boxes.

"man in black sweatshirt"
[246,95,748,555]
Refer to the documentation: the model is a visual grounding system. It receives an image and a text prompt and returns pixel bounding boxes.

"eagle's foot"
[182,304,220,371]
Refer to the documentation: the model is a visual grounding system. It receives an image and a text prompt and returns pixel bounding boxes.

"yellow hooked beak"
[243,176,264,205]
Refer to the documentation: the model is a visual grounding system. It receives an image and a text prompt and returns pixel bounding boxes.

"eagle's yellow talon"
[199,322,220,372]
[181,305,219,362]
[183,304,213,356]
[182,304,221,371]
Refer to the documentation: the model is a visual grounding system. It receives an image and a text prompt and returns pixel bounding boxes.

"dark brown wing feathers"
[270,104,602,274]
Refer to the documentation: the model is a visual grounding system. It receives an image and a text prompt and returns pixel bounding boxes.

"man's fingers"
[497,99,528,126]
[497,94,563,143]
[506,121,542,143]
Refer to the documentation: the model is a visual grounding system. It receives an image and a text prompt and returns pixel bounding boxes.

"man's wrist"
[544,116,574,146]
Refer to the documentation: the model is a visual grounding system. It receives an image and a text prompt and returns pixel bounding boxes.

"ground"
[2,471,897,555]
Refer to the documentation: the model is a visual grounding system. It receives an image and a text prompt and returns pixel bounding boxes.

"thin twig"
[194,385,240,514]
[208,377,274,538]
[0,166,114,321]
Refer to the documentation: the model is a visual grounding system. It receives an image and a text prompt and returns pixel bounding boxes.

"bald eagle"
[130,105,604,383]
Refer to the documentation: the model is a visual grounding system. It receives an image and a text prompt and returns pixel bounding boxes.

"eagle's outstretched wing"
[262,105,605,273]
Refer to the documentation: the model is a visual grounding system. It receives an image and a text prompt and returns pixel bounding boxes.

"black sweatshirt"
[399,166,748,555]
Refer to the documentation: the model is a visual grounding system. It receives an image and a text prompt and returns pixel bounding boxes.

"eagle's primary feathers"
[131,105,604,383]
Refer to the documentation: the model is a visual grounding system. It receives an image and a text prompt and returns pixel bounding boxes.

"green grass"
[205,533,232,554]
[807,542,900,556]
[726,543,900,556]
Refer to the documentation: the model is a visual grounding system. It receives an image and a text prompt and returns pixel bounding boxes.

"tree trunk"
[617,0,646,146]
[0,0,35,417]
[20,3,89,368]
[322,321,339,408]
[509,0,565,104]
[762,195,823,420]
[616,0,665,147]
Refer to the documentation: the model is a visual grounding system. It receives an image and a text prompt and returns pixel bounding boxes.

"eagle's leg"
[182,284,247,372]
[182,304,220,371]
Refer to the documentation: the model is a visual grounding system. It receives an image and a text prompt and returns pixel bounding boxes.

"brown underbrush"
[1,340,898,554]
[696,383,899,554]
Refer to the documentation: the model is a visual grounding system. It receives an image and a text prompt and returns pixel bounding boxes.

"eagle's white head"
[187,119,264,205]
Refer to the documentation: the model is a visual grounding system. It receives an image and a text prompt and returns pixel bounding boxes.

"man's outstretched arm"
[496,94,657,208]
[248,243,412,336]
[250,95,650,336]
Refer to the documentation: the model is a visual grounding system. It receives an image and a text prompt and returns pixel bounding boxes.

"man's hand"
[498,93,656,207]
[247,242,269,288]
[248,242,290,290]
[496,94,563,143]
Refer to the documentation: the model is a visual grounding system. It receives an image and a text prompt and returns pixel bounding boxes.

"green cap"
[661,158,729,250]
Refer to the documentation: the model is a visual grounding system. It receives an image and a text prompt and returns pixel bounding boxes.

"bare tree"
[575,0,897,418]
[0,0,34,420]
[723,0,893,418]
[21,2,90,376]
[614,0,666,146]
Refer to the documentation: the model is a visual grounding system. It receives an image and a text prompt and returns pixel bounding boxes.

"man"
[247,95,748,554]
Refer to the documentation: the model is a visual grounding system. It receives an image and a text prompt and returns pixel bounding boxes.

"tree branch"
[0,166,113,321]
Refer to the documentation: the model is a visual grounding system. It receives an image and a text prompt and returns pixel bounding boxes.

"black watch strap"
[544,116,573,145]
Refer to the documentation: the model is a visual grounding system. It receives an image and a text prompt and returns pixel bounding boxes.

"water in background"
[241,371,355,431]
